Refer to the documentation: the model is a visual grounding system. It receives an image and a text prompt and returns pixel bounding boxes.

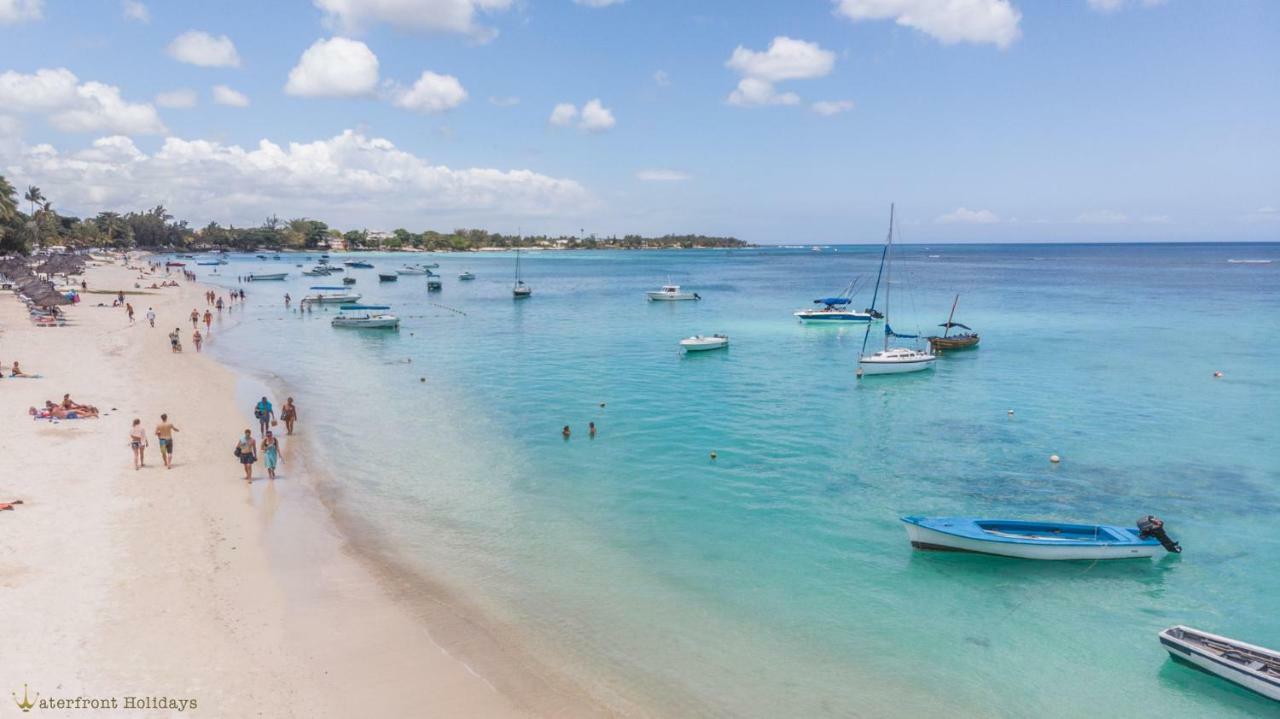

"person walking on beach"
[155,414,179,469]
[284,293,291,309]
[281,397,298,435]
[261,430,280,479]
[203,310,212,332]
[146,307,156,328]
[169,328,182,353]
[118,290,125,305]
[254,396,274,436]
[192,329,203,352]
[129,418,147,470]
[216,297,224,313]
[235,429,257,482]
[126,303,135,324]
[190,309,199,328]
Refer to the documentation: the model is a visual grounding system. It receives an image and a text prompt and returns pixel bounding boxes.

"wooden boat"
[901,515,1181,560]
[927,294,980,353]
[246,272,287,281]
[680,335,729,352]
[1159,626,1280,701]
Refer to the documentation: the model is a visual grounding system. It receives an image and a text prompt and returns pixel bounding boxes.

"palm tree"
[23,185,45,250]
[0,175,17,224]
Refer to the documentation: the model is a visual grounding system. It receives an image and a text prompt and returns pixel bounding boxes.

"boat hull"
[795,311,874,323]
[928,335,980,351]
[681,337,728,351]
[1159,626,1280,701]
[859,357,936,375]
[246,273,287,281]
[902,517,1160,560]
[648,293,698,301]
[332,317,399,329]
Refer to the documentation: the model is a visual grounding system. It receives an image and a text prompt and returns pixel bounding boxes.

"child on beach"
[130,419,147,469]
[235,429,257,482]
[261,431,280,479]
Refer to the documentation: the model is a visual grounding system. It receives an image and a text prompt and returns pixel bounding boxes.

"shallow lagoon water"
[200,243,1280,717]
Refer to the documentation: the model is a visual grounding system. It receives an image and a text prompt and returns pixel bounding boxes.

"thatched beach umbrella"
[36,254,87,275]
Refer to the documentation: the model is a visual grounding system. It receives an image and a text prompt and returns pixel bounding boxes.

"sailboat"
[927,294,980,353]
[512,247,531,298]
[857,205,936,377]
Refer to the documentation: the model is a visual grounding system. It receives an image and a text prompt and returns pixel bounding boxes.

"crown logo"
[12,684,37,712]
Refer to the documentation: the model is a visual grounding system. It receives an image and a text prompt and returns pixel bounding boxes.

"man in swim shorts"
[155,413,179,469]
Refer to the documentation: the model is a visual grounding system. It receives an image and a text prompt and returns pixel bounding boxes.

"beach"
[0,259,608,718]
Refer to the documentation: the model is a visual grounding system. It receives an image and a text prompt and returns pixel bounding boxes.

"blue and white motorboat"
[901,515,1181,560]
[331,304,399,329]
[794,296,876,323]
[1159,626,1280,701]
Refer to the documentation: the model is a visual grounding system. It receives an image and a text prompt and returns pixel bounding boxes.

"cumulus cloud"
[936,207,1000,224]
[726,36,834,107]
[122,0,148,22]
[155,88,197,109]
[834,0,1021,49]
[285,37,380,97]
[549,100,615,132]
[812,99,854,116]
[0,68,165,135]
[1243,207,1280,223]
[0,128,590,226]
[314,0,514,41]
[212,85,250,107]
[392,71,467,113]
[0,0,42,24]
[636,169,690,182]
[167,30,241,68]
[1076,209,1129,224]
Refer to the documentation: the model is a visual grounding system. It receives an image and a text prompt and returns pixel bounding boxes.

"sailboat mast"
[883,203,894,351]
[944,294,959,338]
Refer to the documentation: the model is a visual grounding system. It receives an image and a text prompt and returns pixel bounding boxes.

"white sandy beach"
[0,259,612,717]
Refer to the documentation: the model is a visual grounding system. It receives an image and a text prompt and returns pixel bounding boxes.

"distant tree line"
[0,174,748,254]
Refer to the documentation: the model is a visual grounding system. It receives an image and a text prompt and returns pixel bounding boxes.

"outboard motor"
[1137,515,1181,553]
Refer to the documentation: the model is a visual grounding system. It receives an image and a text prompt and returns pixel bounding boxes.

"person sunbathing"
[11,361,26,377]
[61,394,91,412]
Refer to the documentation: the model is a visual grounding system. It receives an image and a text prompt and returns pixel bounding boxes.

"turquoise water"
[197,244,1280,717]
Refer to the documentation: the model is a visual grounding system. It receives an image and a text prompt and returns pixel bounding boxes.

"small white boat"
[647,284,700,301]
[680,334,729,351]
[513,249,531,298]
[859,347,936,375]
[396,266,429,275]
[458,271,476,281]
[303,287,361,304]
[246,272,287,281]
[331,305,400,329]
[1160,626,1280,701]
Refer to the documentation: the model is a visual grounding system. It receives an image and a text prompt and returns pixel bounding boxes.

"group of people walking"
[129,414,179,471]
[234,396,298,482]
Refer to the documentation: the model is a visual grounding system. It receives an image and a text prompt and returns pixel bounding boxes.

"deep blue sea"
[193,243,1280,717]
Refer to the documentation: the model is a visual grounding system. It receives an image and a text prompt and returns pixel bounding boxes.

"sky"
[0,0,1277,243]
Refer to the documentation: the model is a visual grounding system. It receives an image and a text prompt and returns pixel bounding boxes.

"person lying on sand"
[11,361,27,377]
[61,394,92,412]
[0,500,23,511]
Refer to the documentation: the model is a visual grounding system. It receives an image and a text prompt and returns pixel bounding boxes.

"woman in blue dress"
[261,430,280,480]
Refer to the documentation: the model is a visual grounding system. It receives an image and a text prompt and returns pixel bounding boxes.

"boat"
[427,279,442,291]
[164,261,186,267]
[378,273,397,282]
[246,272,287,281]
[647,284,700,301]
[926,294,980,353]
[344,260,374,269]
[513,248,531,298]
[680,335,729,352]
[858,205,936,376]
[458,271,475,281]
[331,304,399,329]
[256,255,268,260]
[794,280,877,323]
[196,259,228,266]
[1159,626,1280,701]
[342,277,356,285]
[302,286,361,304]
[901,515,1181,560]
[396,266,429,275]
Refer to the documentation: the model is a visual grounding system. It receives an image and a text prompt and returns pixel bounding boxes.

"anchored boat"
[858,205,935,376]
[927,294,980,353]
[513,248,531,298]
[378,273,397,282]
[794,279,878,323]
[396,266,429,275]
[901,515,1181,560]
[680,335,729,352]
[647,284,700,301]
[1159,626,1280,701]
[303,286,361,304]
[458,271,476,281]
[246,272,287,281]
[331,304,399,329]
[344,260,374,268]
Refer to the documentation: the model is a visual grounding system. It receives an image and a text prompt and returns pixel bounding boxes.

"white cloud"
[725,36,833,107]
[0,129,590,226]
[314,0,514,41]
[0,0,42,24]
[549,102,578,126]
[579,99,615,132]
[212,85,250,107]
[653,70,670,86]
[1076,209,1129,224]
[1244,207,1280,223]
[488,95,519,107]
[122,0,148,22]
[812,99,854,116]
[167,31,241,68]
[392,71,467,113]
[1087,0,1166,12]
[549,100,615,132]
[0,68,165,135]
[1140,214,1171,224]
[834,0,1022,49]
[636,169,690,182]
[574,0,624,6]
[285,37,380,97]
[155,88,197,108]
[936,207,1000,224]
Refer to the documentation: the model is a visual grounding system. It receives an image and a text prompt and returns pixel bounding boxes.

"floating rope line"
[428,302,467,316]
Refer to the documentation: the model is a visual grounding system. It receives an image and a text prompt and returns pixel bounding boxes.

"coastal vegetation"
[0,175,747,254]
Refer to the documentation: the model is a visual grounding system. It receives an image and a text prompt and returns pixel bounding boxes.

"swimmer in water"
[562,425,571,440]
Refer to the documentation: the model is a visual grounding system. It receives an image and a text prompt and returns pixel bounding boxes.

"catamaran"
[857,205,936,376]
[513,248,531,298]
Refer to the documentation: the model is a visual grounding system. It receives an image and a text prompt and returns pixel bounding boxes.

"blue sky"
[1,0,1277,242]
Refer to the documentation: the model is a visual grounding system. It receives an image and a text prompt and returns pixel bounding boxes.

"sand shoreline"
[0,258,615,717]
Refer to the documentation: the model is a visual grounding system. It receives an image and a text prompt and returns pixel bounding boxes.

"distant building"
[367,231,394,249]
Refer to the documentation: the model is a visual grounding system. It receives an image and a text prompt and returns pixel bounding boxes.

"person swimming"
[562,425,571,439]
